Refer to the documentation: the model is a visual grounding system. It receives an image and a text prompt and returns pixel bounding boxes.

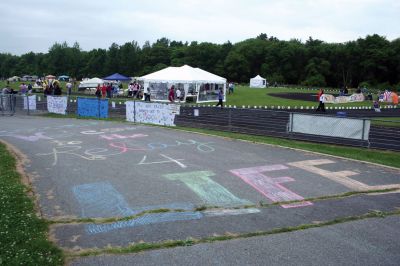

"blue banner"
[77,97,108,118]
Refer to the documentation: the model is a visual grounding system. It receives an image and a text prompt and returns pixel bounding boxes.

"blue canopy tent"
[103,73,131,81]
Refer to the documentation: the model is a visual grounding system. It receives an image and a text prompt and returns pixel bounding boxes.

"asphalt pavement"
[1,115,399,265]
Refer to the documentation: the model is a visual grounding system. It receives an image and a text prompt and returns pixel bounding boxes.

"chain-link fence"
[3,95,400,151]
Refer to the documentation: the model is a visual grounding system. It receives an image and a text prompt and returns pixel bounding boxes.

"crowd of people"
[95,82,122,99]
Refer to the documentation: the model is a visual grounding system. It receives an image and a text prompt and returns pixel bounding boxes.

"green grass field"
[0,143,64,265]
[2,81,392,109]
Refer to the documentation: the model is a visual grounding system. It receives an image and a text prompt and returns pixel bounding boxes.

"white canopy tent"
[250,75,267,88]
[138,65,227,103]
[78,78,104,90]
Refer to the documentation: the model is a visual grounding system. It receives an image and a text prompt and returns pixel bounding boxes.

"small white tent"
[78,78,104,90]
[138,65,227,103]
[250,75,267,88]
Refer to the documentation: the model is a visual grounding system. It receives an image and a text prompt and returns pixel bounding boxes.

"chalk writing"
[86,211,202,234]
[73,182,135,218]
[164,171,252,207]
[13,132,53,142]
[287,159,400,191]
[109,139,215,154]
[36,143,125,166]
[139,154,186,168]
[80,127,137,135]
[47,96,68,115]
[230,165,312,208]
[100,133,148,140]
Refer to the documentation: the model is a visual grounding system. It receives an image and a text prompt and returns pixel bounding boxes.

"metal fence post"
[134,99,136,123]
[228,108,232,131]
[362,119,366,141]
[26,95,30,115]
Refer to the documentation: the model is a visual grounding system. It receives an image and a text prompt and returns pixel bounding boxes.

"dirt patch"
[269,92,337,102]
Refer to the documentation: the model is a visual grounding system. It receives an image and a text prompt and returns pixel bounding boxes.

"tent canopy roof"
[139,65,226,83]
[80,77,103,84]
[251,75,265,80]
[103,73,131,81]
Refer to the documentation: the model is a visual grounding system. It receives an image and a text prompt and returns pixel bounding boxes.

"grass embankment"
[0,143,64,265]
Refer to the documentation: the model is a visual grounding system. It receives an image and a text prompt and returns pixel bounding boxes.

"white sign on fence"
[47,96,68,115]
[126,101,180,126]
[23,95,36,110]
[323,93,365,104]
[289,113,370,140]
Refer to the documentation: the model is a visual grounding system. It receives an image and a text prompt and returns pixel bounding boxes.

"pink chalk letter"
[230,165,312,208]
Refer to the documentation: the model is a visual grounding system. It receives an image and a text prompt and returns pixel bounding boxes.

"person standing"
[66,81,72,95]
[144,86,151,102]
[176,87,182,103]
[95,84,102,98]
[315,88,326,112]
[216,88,224,108]
[168,86,175,102]
[101,83,107,98]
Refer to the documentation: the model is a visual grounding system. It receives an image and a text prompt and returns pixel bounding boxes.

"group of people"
[168,85,183,103]
[127,82,142,98]
[43,80,63,96]
[95,83,121,99]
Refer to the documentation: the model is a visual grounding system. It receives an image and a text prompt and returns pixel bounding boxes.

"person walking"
[66,81,72,95]
[168,86,175,102]
[216,88,224,108]
[144,86,151,102]
[315,88,326,112]
[176,87,182,103]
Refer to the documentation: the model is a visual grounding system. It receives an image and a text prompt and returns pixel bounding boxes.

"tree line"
[1,34,399,88]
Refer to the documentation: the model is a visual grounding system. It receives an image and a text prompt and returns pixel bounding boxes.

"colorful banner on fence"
[77,97,109,118]
[23,95,36,110]
[47,96,67,115]
[323,93,365,104]
[126,101,180,126]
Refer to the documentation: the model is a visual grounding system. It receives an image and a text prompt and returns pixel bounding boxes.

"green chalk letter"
[164,171,251,207]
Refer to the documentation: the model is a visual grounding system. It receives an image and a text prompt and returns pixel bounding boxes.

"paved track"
[1,116,399,265]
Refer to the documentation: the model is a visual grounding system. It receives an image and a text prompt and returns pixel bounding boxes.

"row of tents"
[78,65,268,103]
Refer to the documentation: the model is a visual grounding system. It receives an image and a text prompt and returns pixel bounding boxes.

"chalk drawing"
[203,208,260,217]
[36,144,125,166]
[109,142,149,152]
[287,159,400,191]
[13,132,53,142]
[73,182,135,218]
[100,133,148,140]
[230,165,312,208]
[108,139,215,154]
[164,171,252,207]
[148,139,215,153]
[80,127,137,135]
[139,154,187,168]
[86,211,202,234]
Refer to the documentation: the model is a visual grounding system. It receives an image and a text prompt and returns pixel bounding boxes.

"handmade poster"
[23,95,36,110]
[126,101,180,126]
[47,96,67,115]
[323,93,365,104]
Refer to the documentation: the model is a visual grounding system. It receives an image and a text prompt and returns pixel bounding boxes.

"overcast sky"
[1,0,399,55]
